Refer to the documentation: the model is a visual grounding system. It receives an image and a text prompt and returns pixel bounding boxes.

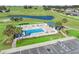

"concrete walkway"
[12,39,17,48]
[60,30,68,37]
[0,36,76,54]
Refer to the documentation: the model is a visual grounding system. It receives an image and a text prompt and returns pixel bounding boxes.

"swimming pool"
[9,15,54,20]
[23,28,44,35]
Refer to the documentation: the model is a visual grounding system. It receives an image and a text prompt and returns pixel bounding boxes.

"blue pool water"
[23,28,44,35]
[10,15,54,20]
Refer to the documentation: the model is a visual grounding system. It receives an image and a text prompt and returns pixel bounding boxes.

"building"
[65,8,79,16]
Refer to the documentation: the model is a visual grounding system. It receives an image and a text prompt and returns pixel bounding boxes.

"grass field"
[67,30,79,38]
[16,33,64,47]
[0,6,79,50]
[0,6,57,50]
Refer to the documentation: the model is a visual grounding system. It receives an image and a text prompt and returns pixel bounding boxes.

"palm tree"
[13,27,22,38]
[4,24,22,37]
[4,25,16,36]
[3,24,22,44]
[15,27,22,34]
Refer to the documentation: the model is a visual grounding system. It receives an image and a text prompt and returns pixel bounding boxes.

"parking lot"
[11,39,79,54]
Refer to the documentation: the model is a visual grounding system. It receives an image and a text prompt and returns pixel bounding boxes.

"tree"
[4,25,16,36]
[10,17,23,21]
[13,27,22,39]
[55,21,62,26]
[4,24,22,37]
[0,6,7,10]
[73,5,79,8]
[24,6,32,9]
[28,6,32,8]
[65,30,69,35]
[55,21,63,30]
[43,6,51,10]
[0,6,10,12]
[14,27,22,34]
[62,18,68,23]
[3,25,22,44]
[24,6,28,9]
[3,25,15,44]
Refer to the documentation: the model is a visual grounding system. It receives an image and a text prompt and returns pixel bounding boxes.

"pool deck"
[16,23,58,40]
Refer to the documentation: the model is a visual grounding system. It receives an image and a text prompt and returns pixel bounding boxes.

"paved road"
[1,37,73,54]
[10,39,79,54]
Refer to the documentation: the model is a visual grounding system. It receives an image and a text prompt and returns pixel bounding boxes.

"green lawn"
[0,44,11,51]
[67,30,79,38]
[54,11,79,29]
[0,6,61,42]
[16,33,64,47]
[0,6,53,19]
[0,6,79,50]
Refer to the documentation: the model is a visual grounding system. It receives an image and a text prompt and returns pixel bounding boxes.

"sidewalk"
[12,39,17,48]
[0,36,76,54]
[60,30,68,37]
